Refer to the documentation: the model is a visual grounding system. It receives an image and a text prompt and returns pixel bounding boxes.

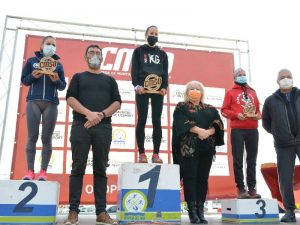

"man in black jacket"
[262,69,300,223]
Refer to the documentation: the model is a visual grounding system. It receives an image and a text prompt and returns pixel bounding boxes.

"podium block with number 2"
[117,163,181,224]
[221,199,279,223]
[0,180,59,224]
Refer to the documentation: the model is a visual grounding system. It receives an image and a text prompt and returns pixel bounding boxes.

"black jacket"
[172,101,224,164]
[131,44,168,89]
[262,87,300,148]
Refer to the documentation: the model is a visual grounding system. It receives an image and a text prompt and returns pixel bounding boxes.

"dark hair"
[41,35,55,45]
[85,44,102,56]
[145,25,158,36]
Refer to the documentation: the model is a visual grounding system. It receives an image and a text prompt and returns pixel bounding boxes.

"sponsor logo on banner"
[115,109,134,118]
[210,155,230,176]
[112,128,127,145]
[144,128,168,150]
[204,87,225,107]
[100,47,174,76]
[37,124,65,148]
[111,127,135,149]
[169,84,185,104]
[112,103,135,125]
[116,80,135,101]
[107,152,135,174]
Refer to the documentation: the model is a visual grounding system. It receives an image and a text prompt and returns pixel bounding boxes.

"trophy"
[39,57,57,77]
[143,74,162,94]
[243,101,257,118]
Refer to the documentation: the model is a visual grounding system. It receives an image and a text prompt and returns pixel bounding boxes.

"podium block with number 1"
[117,163,181,224]
[0,180,60,224]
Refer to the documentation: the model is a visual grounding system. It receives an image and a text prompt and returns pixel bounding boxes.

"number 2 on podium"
[13,182,38,213]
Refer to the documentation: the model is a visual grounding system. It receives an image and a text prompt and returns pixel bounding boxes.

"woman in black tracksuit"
[131,25,168,163]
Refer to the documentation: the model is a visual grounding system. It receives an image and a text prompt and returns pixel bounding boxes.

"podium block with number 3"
[221,199,279,223]
[0,180,59,224]
[117,163,181,224]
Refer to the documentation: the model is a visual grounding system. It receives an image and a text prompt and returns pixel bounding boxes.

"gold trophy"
[243,101,257,118]
[143,74,162,94]
[39,57,57,77]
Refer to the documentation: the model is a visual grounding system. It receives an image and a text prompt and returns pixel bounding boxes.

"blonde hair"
[183,80,205,103]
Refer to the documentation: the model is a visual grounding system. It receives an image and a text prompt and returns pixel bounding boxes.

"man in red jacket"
[221,68,261,199]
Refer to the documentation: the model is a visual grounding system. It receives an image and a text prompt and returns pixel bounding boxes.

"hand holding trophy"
[143,74,163,95]
[39,56,58,81]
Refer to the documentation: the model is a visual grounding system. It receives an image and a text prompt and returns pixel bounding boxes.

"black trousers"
[276,145,300,211]
[69,121,112,215]
[231,128,259,190]
[180,153,214,203]
[136,93,164,154]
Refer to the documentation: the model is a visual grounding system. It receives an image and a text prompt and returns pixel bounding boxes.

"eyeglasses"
[87,51,102,56]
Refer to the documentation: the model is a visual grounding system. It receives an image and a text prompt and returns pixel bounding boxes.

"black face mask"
[147,36,158,46]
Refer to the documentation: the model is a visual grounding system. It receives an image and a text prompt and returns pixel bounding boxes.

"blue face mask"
[43,45,56,57]
[236,76,247,84]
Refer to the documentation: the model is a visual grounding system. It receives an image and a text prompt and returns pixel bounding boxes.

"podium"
[117,163,181,224]
[0,180,60,225]
[221,199,279,223]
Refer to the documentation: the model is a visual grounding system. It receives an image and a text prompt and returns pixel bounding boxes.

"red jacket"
[221,84,261,129]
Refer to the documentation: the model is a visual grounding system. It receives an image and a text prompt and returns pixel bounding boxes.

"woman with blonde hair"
[172,81,224,224]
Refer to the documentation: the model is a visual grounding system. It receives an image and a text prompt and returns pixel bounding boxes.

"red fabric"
[261,164,300,209]
[221,84,261,129]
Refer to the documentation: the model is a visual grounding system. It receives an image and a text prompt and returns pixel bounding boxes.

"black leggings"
[180,153,214,203]
[136,93,164,154]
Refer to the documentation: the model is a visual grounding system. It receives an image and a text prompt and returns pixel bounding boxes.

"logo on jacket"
[148,54,160,64]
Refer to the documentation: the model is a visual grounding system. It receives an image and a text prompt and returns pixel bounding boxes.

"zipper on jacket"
[43,75,45,99]
[284,105,292,133]
[54,87,56,97]
[31,83,34,95]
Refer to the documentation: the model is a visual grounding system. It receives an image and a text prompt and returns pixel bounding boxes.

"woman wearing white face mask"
[21,35,66,181]
[262,69,300,223]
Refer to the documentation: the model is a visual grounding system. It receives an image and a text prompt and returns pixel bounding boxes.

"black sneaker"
[280,210,296,223]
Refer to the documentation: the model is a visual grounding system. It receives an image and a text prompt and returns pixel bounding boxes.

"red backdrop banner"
[11,35,236,204]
